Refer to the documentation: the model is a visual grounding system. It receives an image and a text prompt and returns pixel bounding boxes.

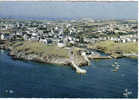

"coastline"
[87,41,138,59]
[0,40,137,67]
[0,40,88,68]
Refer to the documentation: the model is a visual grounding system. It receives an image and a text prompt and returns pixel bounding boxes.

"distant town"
[0,18,137,45]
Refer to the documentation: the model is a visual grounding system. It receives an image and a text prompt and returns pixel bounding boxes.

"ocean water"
[0,51,138,98]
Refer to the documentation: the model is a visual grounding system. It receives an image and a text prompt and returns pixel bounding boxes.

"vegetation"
[11,41,69,58]
[72,47,86,65]
[89,40,138,54]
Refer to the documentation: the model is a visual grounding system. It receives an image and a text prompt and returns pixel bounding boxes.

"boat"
[0,49,4,54]
[112,64,115,67]
[123,89,132,97]
[112,69,118,72]
[114,62,118,64]
[115,66,120,70]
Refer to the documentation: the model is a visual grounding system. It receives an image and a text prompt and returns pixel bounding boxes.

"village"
[0,18,138,46]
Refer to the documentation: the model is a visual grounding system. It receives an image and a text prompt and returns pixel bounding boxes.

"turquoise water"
[0,51,138,98]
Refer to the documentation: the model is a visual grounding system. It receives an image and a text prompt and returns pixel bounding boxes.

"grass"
[71,47,86,65]
[89,40,138,54]
[12,41,69,58]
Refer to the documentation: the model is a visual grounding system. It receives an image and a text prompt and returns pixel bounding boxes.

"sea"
[0,50,138,98]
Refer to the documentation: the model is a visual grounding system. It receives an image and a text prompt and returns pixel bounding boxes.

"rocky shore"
[88,41,138,59]
[9,50,71,65]
[0,40,88,67]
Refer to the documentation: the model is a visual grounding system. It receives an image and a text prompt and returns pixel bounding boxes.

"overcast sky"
[0,1,138,20]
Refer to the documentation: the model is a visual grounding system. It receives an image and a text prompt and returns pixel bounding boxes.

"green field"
[88,40,138,55]
[11,41,69,58]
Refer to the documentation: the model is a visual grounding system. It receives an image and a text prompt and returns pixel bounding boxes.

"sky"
[0,1,138,20]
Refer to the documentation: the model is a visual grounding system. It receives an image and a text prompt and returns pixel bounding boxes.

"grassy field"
[88,40,138,54]
[12,41,69,58]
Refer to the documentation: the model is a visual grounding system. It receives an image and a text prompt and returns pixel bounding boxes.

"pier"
[69,49,87,74]
[88,55,112,59]
[71,61,87,74]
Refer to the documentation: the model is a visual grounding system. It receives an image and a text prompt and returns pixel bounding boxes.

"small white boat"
[123,89,132,97]
[115,66,120,70]
[9,90,14,94]
[112,64,115,67]
[0,49,4,54]
[112,69,118,72]
[114,62,118,64]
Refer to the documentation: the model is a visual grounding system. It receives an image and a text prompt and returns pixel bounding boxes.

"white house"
[68,36,72,41]
[57,42,65,48]
[69,30,73,34]
[39,39,48,44]
[132,38,137,43]
[126,38,132,42]
[29,36,39,41]
[69,40,75,44]
[121,39,126,43]
[16,32,23,36]
[23,34,28,40]
[81,52,86,56]
[32,33,38,36]
[55,26,58,30]
[0,34,4,40]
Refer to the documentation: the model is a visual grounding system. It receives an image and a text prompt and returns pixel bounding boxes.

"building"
[57,42,65,48]
[0,34,4,40]
[39,39,48,44]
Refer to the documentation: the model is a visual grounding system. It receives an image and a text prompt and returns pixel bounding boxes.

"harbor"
[0,51,137,98]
